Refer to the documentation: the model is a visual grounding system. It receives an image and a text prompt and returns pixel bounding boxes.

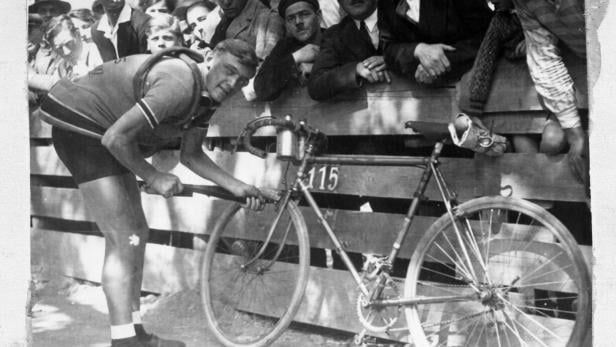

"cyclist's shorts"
[52,126,130,185]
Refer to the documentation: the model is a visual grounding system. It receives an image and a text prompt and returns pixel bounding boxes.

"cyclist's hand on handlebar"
[232,184,279,211]
[145,172,184,198]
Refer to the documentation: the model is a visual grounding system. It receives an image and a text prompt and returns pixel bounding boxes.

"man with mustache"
[38,39,275,347]
[208,0,284,61]
[253,0,322,101]
[379,0,492,85]
[307,0,390,100]
[91,0,151,62]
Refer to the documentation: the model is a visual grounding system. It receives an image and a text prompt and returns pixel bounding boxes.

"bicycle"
[200,115,591,347]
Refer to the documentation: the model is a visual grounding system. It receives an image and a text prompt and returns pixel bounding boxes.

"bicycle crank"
[356,275,401,333]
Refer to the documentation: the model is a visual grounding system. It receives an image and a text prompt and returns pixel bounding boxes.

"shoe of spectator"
[139,333,186,347]
[448,113,508,157]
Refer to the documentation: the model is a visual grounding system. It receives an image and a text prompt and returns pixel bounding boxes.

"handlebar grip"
[242,117,296,158]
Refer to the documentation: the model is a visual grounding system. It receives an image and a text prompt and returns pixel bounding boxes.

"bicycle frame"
[244,138,480,308]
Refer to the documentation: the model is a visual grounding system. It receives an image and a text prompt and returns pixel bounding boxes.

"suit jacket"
[307,15,382,101]
[217,0,284,61]
[91,8,150,62]
[253,37,305,101]
[380,0,492,83]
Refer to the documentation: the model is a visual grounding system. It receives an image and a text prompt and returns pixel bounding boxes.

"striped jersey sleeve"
[136,60,195,129]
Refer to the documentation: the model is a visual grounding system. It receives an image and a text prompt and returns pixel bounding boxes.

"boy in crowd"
[254,0,323,101]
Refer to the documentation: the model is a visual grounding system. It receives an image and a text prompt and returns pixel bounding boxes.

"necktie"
[359,21,375,50]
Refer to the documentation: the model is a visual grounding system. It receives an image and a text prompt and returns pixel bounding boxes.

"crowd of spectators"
[27,0,588,181]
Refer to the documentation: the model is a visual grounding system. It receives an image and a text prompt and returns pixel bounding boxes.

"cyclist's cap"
[278,0,320,18]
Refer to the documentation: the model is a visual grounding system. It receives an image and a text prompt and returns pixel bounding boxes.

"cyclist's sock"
[111,323,136,340]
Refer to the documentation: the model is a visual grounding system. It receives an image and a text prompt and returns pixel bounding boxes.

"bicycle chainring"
[356,276,401,333]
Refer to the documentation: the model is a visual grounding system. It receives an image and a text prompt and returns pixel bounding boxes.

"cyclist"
[39,39,275,347]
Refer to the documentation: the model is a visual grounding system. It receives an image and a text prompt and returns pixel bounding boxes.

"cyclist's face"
[284,2,320,43]
[205,51,254,102]
[147,28,181,53]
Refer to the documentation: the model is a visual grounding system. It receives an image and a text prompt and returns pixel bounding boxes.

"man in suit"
[91,0,150,62]
[307,0,390,100]
[253,0,322,101]
[379,0,492,85]
[209,0,284,61]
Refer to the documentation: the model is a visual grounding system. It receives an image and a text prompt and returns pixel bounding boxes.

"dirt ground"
[30,276,359,347]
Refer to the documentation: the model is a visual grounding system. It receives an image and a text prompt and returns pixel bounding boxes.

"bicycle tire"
[201,201,310,347]
[404,196,591,347]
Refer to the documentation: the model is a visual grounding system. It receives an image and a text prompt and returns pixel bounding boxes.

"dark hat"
[278,0,319,18]
[28,0,71,14]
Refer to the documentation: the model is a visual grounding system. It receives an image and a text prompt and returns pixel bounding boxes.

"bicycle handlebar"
[241,116,297,158]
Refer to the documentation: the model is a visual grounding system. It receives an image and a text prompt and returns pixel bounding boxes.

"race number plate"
[303,165,340,192]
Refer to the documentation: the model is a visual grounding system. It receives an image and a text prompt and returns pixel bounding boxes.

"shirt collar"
[354,9,378,32]
[97,3,132,36]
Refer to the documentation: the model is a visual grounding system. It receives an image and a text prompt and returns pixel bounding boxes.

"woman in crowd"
[145,13,184,53]
[69,9,103,73]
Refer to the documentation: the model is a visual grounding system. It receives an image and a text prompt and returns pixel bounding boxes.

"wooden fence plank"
[30,186,436,259]
[31,146,587,202]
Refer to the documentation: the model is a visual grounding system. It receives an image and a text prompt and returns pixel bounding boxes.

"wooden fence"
[30,57,591,342]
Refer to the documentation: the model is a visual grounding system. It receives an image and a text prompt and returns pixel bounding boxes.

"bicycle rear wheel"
[201,201,310,347]
[404,196,590,347]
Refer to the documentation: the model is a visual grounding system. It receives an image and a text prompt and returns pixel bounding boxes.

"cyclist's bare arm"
[102,106,182,197]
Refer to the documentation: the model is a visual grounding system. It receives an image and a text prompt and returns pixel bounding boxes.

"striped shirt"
[42,54,197,139]
[513,0,585,128]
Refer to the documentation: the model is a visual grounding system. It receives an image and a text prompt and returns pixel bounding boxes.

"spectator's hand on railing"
[414,43,455,77]
[292,44,320,64]
[356,56,391,84]
[415,65,435,84]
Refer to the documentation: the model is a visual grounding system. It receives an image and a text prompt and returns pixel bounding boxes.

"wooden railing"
[30,57,591,342]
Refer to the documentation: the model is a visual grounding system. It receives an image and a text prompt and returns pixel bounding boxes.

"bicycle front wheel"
[201,201,310,347]
[404,196,590,347]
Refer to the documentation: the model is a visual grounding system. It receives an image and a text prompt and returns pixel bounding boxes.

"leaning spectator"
[307,0,390,100]
[509,0,588,183]
[91,0,150,62]
[209,0,284,61]
[69,9,104,71]
[184,0,220,48]
[28,0,71,24]
[379,0,492,86]
[146,13,183,53]
[28,15,86,92]
[254,0,322,101]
